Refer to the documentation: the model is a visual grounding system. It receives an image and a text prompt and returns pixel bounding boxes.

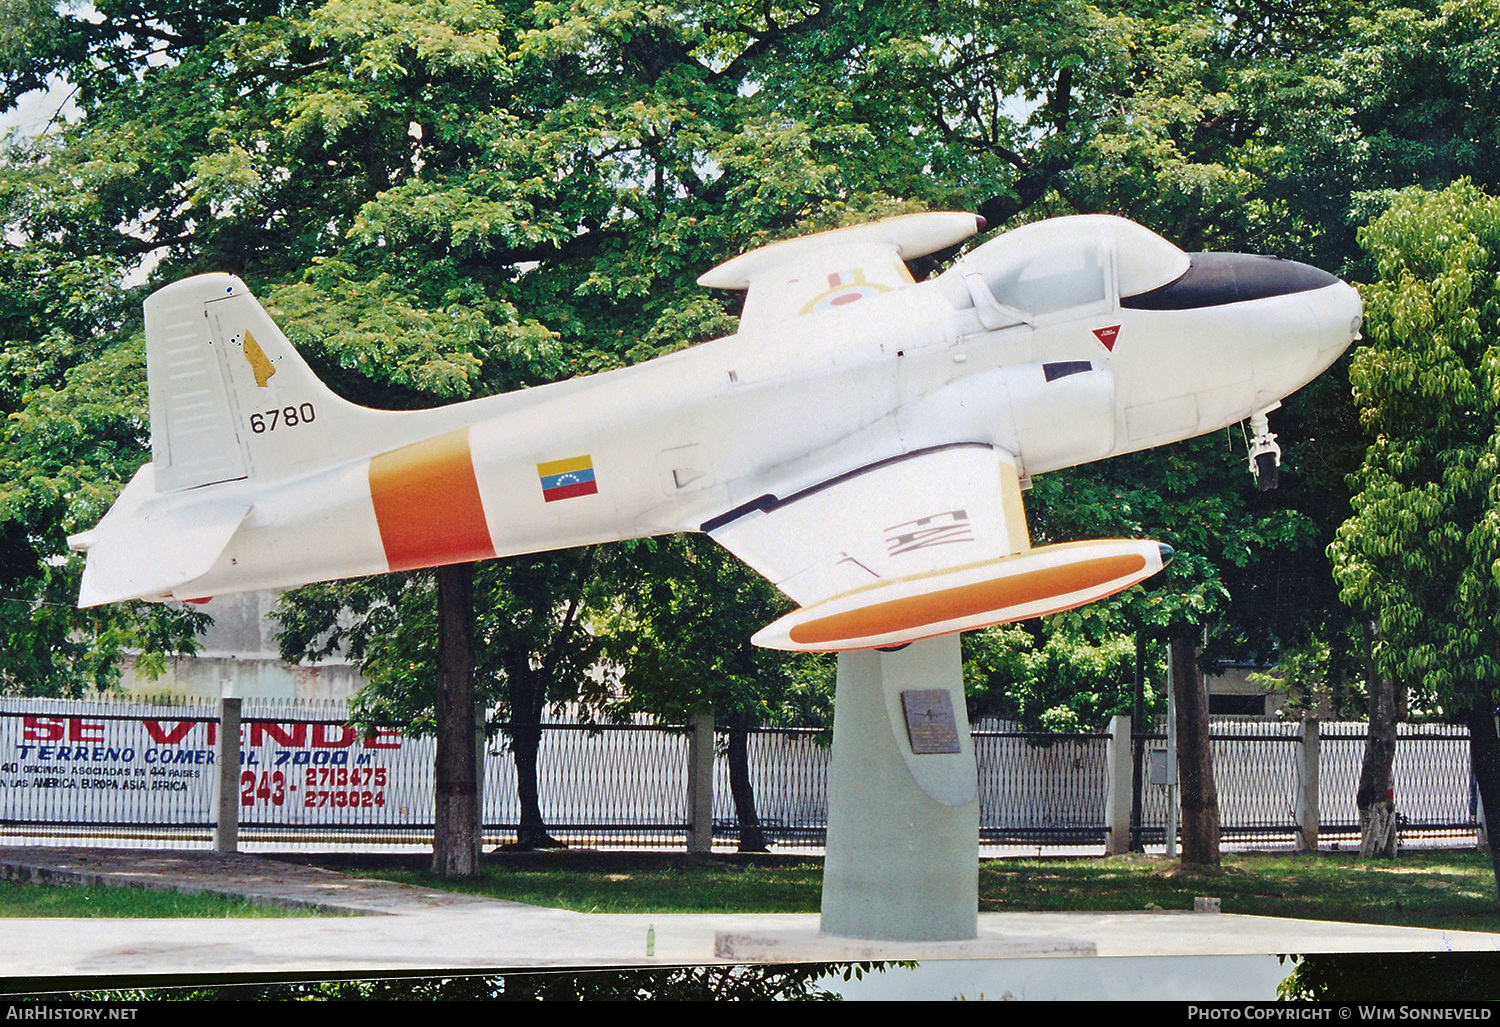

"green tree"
[1330,179,1500,898]
[7,0,1463,872]
[0,160,210,696]
[605,536,834,852]
[275,548,618,854]
[1015,435,1334,864]
[963,625,1154,735]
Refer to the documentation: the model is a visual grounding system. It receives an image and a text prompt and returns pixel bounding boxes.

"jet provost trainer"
[70,213,1361,651]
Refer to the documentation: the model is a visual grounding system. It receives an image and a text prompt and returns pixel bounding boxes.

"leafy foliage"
[1330,180,1500,709]
[6,0,1497,726]
[603,536,833,728]
[963,625,1151,733]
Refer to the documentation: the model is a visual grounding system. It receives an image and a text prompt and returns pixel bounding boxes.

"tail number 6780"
[251,404,316,434]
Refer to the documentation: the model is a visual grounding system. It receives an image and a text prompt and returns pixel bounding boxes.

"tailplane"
[69,464,251,606]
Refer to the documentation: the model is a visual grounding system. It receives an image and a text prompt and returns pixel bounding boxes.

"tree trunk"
[726,719,767,853]
[1358,620,1400,858]
[432,563,480,877]
[1465,698,1500,904]
[1171,628,1220,866]
[507,664,564,849]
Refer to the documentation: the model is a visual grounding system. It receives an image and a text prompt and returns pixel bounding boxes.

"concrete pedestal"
[818,634,979,941]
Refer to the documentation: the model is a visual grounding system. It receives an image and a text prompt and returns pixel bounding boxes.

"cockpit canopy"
[937,215,1190,324]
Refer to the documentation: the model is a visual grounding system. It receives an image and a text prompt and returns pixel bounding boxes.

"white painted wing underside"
[707,445,1030,607]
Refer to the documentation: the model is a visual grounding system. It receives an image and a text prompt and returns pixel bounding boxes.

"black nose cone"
[1158,543,1174,567]
[1122,253,1340,310]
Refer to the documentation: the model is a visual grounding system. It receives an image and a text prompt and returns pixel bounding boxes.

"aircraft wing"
[697,212,984,334]
[705,444,1171,651]
[705,444,1028,607]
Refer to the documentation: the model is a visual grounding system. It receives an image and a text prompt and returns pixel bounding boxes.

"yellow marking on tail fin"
[243,331,276,387]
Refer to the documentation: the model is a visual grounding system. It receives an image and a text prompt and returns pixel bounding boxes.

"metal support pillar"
[213,685,241,854]
[820,634,978,942]
[687,710,715,854]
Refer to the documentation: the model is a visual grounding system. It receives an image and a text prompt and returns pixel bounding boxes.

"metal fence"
[975,726,1108,844]
[0,697,1482,852]
[1319,721,1477,839]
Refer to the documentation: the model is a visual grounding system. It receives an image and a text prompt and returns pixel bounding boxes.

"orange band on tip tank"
[788,553,1147,647]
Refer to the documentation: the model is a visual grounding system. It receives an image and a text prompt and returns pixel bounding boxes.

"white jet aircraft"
[69,212,1361,652]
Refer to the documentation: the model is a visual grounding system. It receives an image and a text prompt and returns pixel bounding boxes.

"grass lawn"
[976,850,1500,934]
[0,879,316,918]
[345,852,828,914]
[348,847,1500,934]
[2,848,1496,933]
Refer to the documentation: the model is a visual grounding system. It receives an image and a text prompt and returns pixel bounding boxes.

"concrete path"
[2,847,1498,984]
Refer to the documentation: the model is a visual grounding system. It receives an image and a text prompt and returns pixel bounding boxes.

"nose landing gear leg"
[1248,403,1281,491]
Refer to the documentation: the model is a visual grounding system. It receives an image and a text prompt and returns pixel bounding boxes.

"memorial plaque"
[900,689,962,754]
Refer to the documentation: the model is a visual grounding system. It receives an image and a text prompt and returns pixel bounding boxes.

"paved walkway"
[2,847,1499,986]
[1,846,500,916]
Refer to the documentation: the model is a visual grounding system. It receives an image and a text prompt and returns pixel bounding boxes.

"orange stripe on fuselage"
[788,553,1148,647]
[368,429,497,572]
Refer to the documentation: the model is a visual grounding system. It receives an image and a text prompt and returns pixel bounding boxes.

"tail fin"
[146,274,376,491]
[73,274,475,605]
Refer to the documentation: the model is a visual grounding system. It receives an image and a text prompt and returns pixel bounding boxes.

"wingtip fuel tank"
[751,539,1174,653]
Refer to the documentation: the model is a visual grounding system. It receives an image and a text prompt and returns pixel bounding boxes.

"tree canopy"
[1328,177,1500,885]
[3,0,1498,741]
[1330,180,1500,712]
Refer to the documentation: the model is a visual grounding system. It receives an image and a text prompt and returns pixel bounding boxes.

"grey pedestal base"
[818,634,980,942]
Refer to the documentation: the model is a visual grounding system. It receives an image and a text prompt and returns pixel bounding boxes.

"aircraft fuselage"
[161,267,1357,602]
[70,213,1362,631]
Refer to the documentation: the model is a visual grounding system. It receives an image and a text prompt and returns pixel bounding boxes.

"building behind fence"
[0,697,1482,852]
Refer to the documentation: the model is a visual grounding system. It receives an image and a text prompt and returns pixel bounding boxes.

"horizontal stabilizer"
[70,466,250,606]
[753,539,1172,652]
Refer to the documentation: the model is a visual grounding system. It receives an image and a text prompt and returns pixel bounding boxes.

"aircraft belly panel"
[1004,360,1116,470]
[1125,393,1201,445]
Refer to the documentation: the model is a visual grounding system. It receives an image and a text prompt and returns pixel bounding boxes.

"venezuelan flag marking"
[538,455,598,503]
[369,429,497,572]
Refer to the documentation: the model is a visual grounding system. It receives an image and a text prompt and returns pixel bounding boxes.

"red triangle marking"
[1093,325,1121,351]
